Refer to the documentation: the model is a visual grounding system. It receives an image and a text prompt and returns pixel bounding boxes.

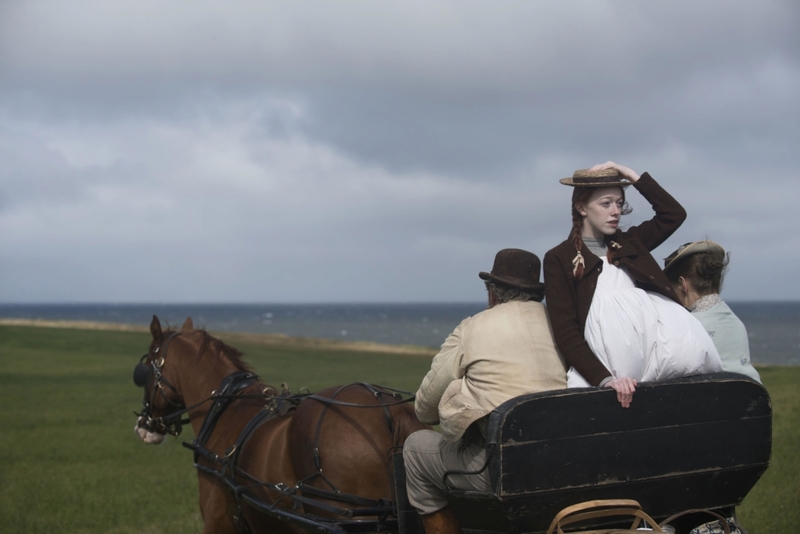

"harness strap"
[295,382,406,505]
[301,384,353,492]
[355,382,395,437]
[228,407,286,533]
[297,483,395,510]
[195,371,260,446]
[188,392,305,534]
[176,378,414,531]
[228,394,305,525]
[302,390,415,409]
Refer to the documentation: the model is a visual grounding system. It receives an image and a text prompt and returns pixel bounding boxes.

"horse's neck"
[174,334,263,445]
[174,335,240,407]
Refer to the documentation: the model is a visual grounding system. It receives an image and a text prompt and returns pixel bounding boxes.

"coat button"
[613,260,619,266]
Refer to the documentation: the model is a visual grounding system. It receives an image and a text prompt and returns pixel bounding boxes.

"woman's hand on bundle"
[604,377,638,408]
[589,161,640,183]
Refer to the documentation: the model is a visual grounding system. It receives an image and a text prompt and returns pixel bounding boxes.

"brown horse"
[133,315,427,534]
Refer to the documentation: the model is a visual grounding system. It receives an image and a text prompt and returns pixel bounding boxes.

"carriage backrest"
[446,373,771,534]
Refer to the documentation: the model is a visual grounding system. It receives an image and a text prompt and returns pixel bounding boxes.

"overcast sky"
[1,1,798,303]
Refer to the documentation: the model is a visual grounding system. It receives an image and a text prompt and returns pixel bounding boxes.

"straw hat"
[559,168,633,187]
[479,248,544,290]
[663,240,726,273]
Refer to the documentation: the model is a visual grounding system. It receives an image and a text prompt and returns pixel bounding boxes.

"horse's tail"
[389,401,429,448]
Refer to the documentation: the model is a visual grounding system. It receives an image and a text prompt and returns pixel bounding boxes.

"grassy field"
[0,324,797,533]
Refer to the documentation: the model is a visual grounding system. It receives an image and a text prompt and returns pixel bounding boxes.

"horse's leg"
[197,472,239,534]
[238,414,306,534]
[194,406,299,534]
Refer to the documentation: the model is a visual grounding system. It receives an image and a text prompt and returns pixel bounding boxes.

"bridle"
[133,331,271,438]
[133,332,192,436]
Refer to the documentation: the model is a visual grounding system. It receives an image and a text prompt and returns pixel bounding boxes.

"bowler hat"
[663,240,726,273]
[479,249,544,290]
[560,168,632,187]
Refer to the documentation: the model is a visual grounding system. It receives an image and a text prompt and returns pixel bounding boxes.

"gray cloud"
[1,0,798,302]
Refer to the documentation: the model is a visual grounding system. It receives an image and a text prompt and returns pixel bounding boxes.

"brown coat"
[543,173,687,386]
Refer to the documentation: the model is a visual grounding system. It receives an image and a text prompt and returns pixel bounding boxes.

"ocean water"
[1,301,798,365]
[0,303,484,349]
[726,301,800,366]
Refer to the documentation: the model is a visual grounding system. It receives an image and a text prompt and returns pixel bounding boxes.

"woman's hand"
[604,377,638,408]
[589,161,640,183]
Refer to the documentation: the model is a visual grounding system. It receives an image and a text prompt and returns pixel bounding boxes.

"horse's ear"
[181,317,194,332]
[150,315,163,342]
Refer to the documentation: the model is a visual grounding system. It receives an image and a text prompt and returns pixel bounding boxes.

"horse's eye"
[133,363,152,388]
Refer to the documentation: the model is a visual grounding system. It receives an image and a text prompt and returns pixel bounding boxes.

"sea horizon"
[2,301,799,366]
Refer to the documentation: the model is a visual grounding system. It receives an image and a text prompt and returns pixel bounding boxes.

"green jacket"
[694,300,761,383]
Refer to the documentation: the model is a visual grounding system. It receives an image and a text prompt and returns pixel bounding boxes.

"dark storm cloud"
[0,0,798,302]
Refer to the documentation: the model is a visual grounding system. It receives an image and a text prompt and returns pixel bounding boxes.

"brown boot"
[421,506,462,534]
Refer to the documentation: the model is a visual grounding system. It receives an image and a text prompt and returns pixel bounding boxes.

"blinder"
[133,356,151,388]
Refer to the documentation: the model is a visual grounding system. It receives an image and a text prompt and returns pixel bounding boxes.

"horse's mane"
[163,326,253,373]
[197,330,253,373]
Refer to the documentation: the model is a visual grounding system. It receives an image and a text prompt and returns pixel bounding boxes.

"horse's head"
[133,315,195,444]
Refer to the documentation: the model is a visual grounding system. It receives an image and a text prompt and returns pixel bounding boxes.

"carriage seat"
[437,372,771,534]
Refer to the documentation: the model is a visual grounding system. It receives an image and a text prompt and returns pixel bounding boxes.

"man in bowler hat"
[403,249,567,534]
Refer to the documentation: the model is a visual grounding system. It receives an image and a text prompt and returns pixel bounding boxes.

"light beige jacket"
[415,300,567,441]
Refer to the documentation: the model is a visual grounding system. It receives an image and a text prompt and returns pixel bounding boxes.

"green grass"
[0,327,202,533]
[0,325,432,533]
[737,366,800,532]
[0,325,797,533]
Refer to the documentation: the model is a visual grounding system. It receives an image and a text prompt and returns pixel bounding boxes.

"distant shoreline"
[3,302,798,364]
[0,318,437,357]
[3,317,793,367]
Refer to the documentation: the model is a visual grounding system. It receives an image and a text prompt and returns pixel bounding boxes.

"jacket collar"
[577,241,603,272]
[604,232,638,259]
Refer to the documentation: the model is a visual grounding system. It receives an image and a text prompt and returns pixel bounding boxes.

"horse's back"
[289,383,425,512]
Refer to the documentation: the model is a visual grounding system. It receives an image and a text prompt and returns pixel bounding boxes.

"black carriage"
[183,372,770,534]
[397,373,772,534]
[395,372,771,534]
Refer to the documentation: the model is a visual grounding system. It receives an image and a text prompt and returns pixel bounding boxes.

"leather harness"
[134,332,415,533]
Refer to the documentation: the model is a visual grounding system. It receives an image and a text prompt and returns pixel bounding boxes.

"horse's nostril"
[133,363,151,387]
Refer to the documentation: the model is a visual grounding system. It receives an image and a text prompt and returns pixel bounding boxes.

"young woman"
[543,161,722,407]
[663,240,760,382]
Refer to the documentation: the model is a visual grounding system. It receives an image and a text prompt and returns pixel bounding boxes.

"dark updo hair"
[569,186,632,281]
[664,249,730,295]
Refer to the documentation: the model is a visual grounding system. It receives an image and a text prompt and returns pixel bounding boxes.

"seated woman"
[544,161,723,407]
[663,240,761,383]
